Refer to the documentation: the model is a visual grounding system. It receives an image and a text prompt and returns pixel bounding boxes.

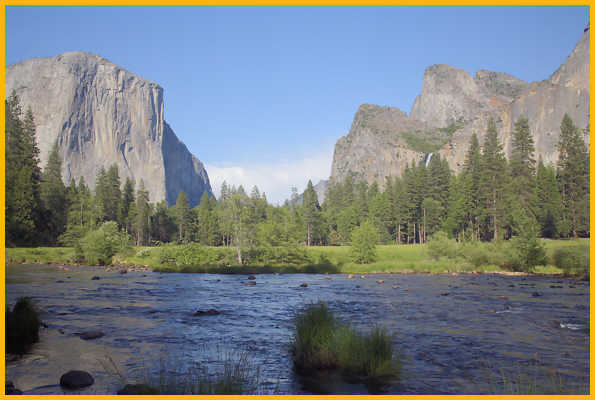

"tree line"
[6,91,589,256]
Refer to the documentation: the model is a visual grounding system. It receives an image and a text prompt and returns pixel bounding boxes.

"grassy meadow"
[5,238,589,277]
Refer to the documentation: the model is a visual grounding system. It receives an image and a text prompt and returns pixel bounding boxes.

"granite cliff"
[5,52,212,207]
[331,28,589,186]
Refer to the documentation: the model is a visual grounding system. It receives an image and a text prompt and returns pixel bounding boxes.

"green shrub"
[6,297,41,355]
[552,244,589,280]
[426,231,458,260]
[350,221,378,264]
[508,235,546,273]
[78,221,131,265]
[460,242,491,268]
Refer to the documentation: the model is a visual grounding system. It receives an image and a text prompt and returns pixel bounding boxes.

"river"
[5,264,590,394]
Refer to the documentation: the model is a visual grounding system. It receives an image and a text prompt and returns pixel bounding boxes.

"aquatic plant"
[6,297,41,355]
[291,302,400,388]
[116,350,262,395]
[485,363,588,395]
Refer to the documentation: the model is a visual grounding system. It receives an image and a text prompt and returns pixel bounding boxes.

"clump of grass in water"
[6,297,41,355]
[292,302,338,373]
[291,302,400,390]
[117,350,262,395]
[482,361,588,395]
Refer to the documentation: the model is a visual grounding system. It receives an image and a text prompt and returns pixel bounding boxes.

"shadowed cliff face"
[162,122,212,207]
[5,51,212,206]
[331,29,589,187]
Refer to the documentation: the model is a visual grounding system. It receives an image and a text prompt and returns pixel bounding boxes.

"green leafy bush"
[78,221,131,265]
[426,231,458,260]
[6,297,41,355]
[552,244,589,280]
[350,221,378,264]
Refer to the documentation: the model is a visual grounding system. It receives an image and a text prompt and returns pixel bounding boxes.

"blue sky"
[5,6,590,203]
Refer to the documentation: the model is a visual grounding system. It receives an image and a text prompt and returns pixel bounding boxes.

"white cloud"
[206,148,333,205]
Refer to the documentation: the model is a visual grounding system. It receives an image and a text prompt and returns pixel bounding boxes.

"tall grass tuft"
[291,302,400,388]
[291,302,338,373]
[120,351,262,395]
[6,297,41,355]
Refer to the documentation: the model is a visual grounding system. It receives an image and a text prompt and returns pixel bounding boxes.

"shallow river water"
[5,264,590,394]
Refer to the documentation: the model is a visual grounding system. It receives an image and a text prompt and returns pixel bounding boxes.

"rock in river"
[91,276,100,280]
[300,283,308,288]
[60,370,94,389]
[248,275,256,280]
[79,331,105,340]
[192,309,221,316]
[244,281,256,286]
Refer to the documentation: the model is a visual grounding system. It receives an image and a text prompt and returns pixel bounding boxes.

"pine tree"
[509,117,536,213]
[480,119,508,241]
[174,190,191,243]
[151,200,176,243]
[302,180,322,246]
[5,95,43,246]
[40,141,68,244]
[134,180,151,245]
[462,133,482,241]
[535,160,562,238]
[557,114,589,237]
[121,178,135,233]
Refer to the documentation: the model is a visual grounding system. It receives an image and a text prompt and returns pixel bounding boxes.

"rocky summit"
[5,52,212,207]
[331,28,589,187]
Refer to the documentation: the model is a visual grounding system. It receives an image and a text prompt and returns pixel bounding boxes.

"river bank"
[5,264,590,394]
[5,240,588,277]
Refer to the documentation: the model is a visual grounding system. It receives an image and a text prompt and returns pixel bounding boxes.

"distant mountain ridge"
[330,27,590,187]
[5,52,212,207]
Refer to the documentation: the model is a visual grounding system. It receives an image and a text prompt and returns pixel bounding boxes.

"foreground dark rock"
[60,370,94,389]
[6,381,22,395]
[79,331,105,340]
[117,384,159,395]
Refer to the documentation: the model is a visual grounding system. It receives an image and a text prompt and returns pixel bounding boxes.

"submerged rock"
[532,292,542,297]
[244,281,256,286]
[300,283,308,288]
[60,370,94,389]
[91,276,100,281]
[247,275,256,280]
[377,280,385,284]
[192,309,220,316]
[79,331,105,340]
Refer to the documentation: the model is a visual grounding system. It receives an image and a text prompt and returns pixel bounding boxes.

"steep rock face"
[330,104,428,185]
[331,28,589,185]
[6,52,212,207]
